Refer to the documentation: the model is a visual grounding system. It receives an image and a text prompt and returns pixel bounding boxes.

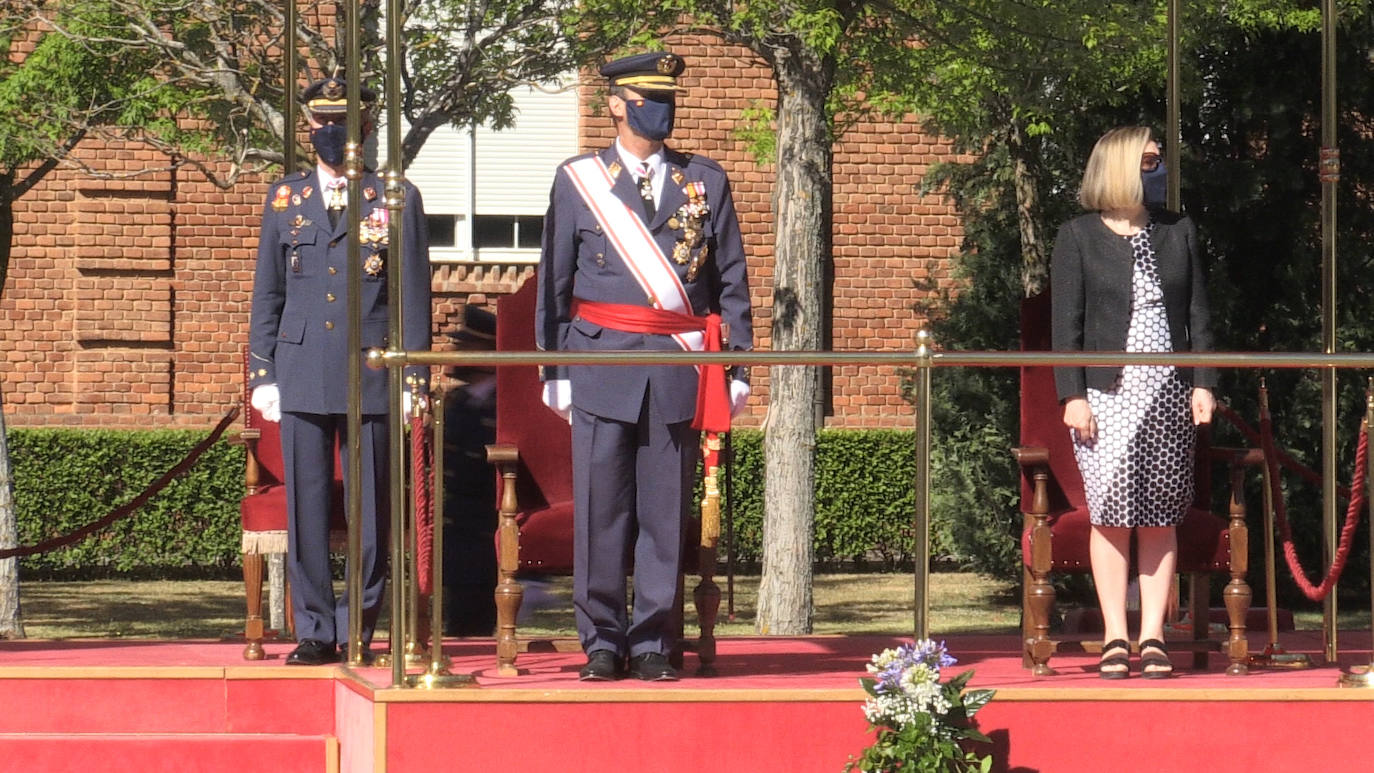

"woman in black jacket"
[1051,126,1216,679]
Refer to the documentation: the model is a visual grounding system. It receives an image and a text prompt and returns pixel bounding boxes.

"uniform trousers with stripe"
[281,411,390,648]
[572,396,698,659]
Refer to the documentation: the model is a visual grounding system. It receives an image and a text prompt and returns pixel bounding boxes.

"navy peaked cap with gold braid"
[300,76,377,115]
[599,52,687,93]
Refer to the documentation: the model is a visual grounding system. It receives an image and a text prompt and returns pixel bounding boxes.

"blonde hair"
[1078,126,1152,211]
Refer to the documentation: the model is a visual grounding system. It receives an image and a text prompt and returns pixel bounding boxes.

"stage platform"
[1,631,1372,772]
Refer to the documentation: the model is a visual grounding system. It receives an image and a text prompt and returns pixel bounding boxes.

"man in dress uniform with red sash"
[536,51,753,681]
[248,76,432,665]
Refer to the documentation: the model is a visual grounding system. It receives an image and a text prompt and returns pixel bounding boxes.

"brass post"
[383,0,410,688]
[912,330,933,640]
[1338,383,1374,687]
[1319,0,1340,664]
[409,393,478,689]
[431,392,446,671]
[1166,0,1180,212]
[402,377,422,667]
[343,0,366,669]
[1248,382,1311,669]
[283,0,298,175]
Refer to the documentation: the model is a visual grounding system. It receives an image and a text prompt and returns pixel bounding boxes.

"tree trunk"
[1007,120,1048,297]
[0,380,23,639]
[755,42,833,635]
[0,189,21,638]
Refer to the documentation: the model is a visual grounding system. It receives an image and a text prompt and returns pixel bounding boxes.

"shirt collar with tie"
[318,166,347,209]
[615,140,665,204]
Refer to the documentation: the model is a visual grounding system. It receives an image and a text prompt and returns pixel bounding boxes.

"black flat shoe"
[628,652,679,682]
[1098,638,1130,680]
[286,639,338,666]
[1139,638,1174,679]
[579,650,623,681]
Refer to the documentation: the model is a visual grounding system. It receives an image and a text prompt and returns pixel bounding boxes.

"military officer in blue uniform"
[248,76,432,666]
[536,51,753,681]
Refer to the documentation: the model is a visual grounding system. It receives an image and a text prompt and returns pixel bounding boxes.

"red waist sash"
[570,298,730,432]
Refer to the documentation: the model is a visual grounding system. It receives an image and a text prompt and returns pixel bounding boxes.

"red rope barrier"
[0,407,240,560]
[412,408,434,596]
[1215,400,1366,602]
[1215,403,1351,499]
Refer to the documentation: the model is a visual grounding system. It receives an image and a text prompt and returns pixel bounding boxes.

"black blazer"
[1050,208,1215,401]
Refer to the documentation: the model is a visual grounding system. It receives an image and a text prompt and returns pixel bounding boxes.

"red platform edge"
[1,633,1372,773]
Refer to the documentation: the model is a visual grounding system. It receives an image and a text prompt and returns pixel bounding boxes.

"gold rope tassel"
[700,435,722,548]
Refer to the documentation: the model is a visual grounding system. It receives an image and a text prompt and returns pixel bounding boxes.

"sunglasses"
[1141,152,1163,172]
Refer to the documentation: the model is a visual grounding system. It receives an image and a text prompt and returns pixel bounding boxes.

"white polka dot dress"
[1072,222,1195,528]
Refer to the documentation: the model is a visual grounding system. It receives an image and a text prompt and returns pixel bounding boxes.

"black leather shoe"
[578,650,622,681]
[285,639,338,666]
[628,652,679,682]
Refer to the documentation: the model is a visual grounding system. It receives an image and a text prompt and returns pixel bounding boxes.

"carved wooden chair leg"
[243,551,265,661]
[1020,458,1056,675]
[694,543,721,677]
[490,453,524,676]
[1021,560,1035,670]
[1224,464,1251,675]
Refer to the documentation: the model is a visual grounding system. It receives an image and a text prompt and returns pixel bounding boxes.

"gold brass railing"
[362,341,1374,688]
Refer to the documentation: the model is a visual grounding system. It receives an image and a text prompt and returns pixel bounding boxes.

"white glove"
[541,379,572,423]
[402,390,430,418]
[729,379,750,418]
[250,384,281,423]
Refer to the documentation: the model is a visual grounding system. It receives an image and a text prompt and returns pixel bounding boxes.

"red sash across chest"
[570,298,730,433]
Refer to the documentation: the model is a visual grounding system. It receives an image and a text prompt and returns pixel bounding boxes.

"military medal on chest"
[289,214,313,273]
[360,207,390,247]
[672,181,710,280]
[272,185,292,212]
[360,207,390,275]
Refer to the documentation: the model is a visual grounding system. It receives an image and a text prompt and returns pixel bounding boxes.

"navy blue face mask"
[311,123,348,166]
[624,93,676,141]
[1141,159,1168,208]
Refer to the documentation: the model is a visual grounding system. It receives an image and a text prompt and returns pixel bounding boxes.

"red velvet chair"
[486,277,713,676]
[237,348,346,660]
[1014,291,1255,675]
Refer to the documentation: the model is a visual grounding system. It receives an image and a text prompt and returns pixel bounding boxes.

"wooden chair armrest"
[226,428,260,447]
[486,443,519,465]
[1013,446,1049,467]
[1207,446,1265,468]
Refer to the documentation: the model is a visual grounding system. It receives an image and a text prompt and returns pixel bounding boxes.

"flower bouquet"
[845,639,996,773]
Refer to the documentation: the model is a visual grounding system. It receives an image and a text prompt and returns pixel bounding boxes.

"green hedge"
[724,429,1017,571]
[5,426,1019,577]
[9,429,244,577]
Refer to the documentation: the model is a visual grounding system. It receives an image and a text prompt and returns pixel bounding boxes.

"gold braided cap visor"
[612,74,687,92]
[305,98,373,114]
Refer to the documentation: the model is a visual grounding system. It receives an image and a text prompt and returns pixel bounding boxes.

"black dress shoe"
[628,652,679,682]
[285,639,338,666]
[579,650,622,681]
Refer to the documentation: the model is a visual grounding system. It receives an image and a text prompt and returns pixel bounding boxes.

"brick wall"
[0,39,964,430]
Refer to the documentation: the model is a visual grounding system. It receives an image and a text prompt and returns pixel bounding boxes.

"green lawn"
[15,571,1021,640]
[16,572,1361,642]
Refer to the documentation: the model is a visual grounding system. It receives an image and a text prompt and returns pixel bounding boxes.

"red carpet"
[1,632,1371,772]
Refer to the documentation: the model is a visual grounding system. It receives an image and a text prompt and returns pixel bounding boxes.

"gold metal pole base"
[371,649,432,668]
[1339,664,1374,687]
[1248,645,1315,670]
[406,667,480,690]
[404,640,429,665]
